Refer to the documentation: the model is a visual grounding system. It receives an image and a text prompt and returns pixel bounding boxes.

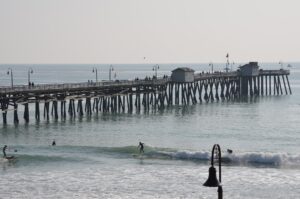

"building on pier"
[239,62,259,76]
[171,67,195,83]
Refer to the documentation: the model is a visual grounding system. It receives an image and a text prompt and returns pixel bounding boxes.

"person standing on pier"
[138,142,144,154]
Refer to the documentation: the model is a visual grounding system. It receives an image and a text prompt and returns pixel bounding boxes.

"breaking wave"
[1,145,300,168]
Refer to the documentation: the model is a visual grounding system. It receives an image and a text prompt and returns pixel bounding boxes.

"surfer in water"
[2,145,16,160]
[227,149,233,154]
[52,140,56,146]
[2,145,7,158]
[138,142,144,154]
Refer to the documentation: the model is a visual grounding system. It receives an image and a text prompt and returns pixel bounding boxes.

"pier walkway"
[0,69,291,124]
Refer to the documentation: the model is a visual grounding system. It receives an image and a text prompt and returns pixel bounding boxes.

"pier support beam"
[2,110,7,124]
[240,77,249,96]
[1,99,8,124]
[286,75,292,94]
[23,103,29,123]
[35,101,40,121]
[52,101,59,120]
[77,99,84,116]
[61,100,66,119]
[14,103,19,124]
[44,101,50,120]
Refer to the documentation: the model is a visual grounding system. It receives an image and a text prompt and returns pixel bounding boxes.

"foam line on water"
[3,145,300,168]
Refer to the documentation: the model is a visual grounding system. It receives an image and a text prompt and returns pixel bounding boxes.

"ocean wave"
[148,150,300,167]
[224,152,300,166]
[0,154,80,166]
[96,145,300,167]
[2,145,300,168]
[107,146,299,167]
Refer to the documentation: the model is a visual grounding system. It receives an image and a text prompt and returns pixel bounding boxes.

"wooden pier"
[0,65,291,124]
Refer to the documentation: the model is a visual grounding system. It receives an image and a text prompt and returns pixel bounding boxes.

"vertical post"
[35,101,40,121]
[52,101,58,120]
[261,75,264,96]
[45,101,50,120]
[23,103,29,123]
[109,65,114,81]
[255,76,260,95]
[152,64,159,78]
[240,77,249,97]
[281,75,288,95]
[249,77,253,97]
[277,75,283,95]
[286,75,292,94]
[269,75,271,95]
[1,102,7,124]
[92,67,98,82]
[28,67,34,85]
[265,75,268,95]
[7,68,14,88]
[14,103,19,124]
[273,76,277,95]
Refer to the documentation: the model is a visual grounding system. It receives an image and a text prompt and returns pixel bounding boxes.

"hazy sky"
[0,0,299,64]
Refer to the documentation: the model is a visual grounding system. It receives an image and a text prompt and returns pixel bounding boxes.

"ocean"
[0,63,300,198]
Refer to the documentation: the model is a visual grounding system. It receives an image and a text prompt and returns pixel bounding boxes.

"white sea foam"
[1,160,300,199]
[0,158,8,163]
[151,150,300,167]
[156,150,211,161]
[224,151,300,166]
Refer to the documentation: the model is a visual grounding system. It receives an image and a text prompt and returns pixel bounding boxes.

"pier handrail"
[259,69,290,75]
[0,69,289,94]
[0,78,171,94]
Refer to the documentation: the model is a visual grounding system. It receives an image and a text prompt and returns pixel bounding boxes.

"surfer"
[138,142,144,154]
[2,145,16,160]
[227,149,233,154]
[52,140,56,146]
[2,145,7,158]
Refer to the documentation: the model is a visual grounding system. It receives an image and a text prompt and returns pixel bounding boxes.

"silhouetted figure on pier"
[138,142,144,154]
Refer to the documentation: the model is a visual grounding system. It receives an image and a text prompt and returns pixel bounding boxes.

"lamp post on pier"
[7,68,13,88]
[92,67,98,82]
[153,64,159,78]
[209,62,214,73]
[225,53,230,72]
[231,61,235,71]
[109,65,114,81]
[203,144,223,199]
[28,67,34,85]
[279,61,283,69]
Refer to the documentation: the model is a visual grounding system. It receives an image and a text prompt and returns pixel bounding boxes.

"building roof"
[239,62,259,69]
[172,67,195,72]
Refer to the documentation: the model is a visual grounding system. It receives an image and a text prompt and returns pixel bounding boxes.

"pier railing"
[0,78,170,94]
[0,69,292,124]
[0,69,289,95]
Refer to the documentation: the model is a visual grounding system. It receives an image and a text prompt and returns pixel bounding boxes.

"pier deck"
[0,69,291,124]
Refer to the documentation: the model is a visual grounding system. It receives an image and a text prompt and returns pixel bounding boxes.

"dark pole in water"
[203,144,223,199]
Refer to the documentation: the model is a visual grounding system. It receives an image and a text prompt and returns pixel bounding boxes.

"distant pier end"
[238,62,291,96]
[0,62,291,124]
